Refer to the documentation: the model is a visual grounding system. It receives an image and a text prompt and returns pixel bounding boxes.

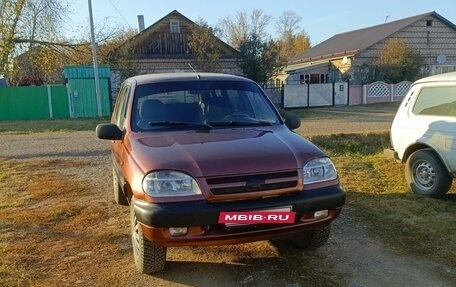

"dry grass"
[0,134,456,287]
[0,121,454,285]
[310,132,456,266]
[0,158,130,287]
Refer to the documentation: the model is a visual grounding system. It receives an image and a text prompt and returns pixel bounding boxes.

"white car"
[386,72,456,197]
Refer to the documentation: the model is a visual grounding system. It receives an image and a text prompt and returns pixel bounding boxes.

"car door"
[409,83,456,173]
[111,83,131,182]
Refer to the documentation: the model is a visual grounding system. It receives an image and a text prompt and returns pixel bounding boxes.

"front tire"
[405,149,452,198]
[130,197,167,274]
[289,224,331,250]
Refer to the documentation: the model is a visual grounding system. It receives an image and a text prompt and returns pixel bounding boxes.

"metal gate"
[64,66,111,118]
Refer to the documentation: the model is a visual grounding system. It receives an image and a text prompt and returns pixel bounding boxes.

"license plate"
[220,205,294,227]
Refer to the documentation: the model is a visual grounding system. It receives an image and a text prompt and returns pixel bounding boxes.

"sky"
[68,0,456,45]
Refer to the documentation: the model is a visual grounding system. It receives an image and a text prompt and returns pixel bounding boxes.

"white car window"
[413,86,456,117]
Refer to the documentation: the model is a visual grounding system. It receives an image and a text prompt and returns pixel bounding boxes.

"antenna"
[188,63,200,79]
[384,15,389,23]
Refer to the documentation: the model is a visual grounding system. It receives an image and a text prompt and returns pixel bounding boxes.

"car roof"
[126,73,253,85]
[413,71,456,85]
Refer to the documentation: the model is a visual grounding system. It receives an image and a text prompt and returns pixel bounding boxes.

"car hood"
[129,127,324,178]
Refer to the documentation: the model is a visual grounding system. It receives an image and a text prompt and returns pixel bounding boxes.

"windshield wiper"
[148,121,213,130]
[209,120,274,127]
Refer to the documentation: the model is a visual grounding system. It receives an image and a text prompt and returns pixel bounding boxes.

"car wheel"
[113,168,128,206]
[289,224,331,250]
[130,197,167,274]
[405,150,452,198]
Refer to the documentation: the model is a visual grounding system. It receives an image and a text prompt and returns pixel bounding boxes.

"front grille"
[206,171,298,195]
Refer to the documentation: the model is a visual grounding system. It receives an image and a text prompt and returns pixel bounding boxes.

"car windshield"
[132,80,282,131]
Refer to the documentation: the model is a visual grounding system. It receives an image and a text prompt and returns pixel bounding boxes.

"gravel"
[0,131,110,161]
[2,116,455,286]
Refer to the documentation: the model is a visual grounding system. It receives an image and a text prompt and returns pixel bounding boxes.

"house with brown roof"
[124,10,241,75]
[281,11,456,85]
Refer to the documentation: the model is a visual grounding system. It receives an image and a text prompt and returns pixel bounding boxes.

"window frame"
[412,85,456,118]
[170,19,180,33]
[113,83,131,130]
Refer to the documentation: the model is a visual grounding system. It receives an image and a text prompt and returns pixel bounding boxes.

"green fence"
[0,85,69,120]
[0,66,112,120]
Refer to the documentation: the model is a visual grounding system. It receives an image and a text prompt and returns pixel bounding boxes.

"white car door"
[409,83,456,174]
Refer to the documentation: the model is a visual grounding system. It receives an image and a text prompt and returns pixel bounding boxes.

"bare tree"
[7,0,131,85]
[218,9,271,50]
[275,10,301,38]
[275,11,311,66]
[218,10,278,82]
[218,11,248,50]
[21,0,69,49]
[250,9,272,41]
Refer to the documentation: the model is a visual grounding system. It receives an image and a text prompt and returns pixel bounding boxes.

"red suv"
[97,73,345,274]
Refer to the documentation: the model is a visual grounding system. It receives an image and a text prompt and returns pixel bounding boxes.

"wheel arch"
[403,144,452,175]
[402,143,430,163]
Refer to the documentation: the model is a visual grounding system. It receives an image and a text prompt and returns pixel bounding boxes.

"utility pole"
[88,0,102,118]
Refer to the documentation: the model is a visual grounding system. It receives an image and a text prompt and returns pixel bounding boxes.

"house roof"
[129,10,193,44]
[285,60,330,73]
[128,10,239,57]
[289,11,456,65]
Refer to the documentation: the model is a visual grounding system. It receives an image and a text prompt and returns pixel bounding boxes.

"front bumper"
[134,185,346,246]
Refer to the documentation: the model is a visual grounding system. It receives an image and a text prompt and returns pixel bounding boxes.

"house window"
[300,74,328,84]
[170,19,180,33]
[320,74,329,84]
[304,74,310,84]
[426,20,433,27]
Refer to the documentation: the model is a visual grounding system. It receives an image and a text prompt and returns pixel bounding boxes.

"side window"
[112,83,131,129]
[112,85,126,124]
[412,86,456,117]
[117,85,131,129]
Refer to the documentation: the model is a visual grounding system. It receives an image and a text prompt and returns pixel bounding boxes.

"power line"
[106,0,132,28]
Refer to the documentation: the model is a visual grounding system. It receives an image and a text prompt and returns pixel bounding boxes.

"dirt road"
[1,113,455,286]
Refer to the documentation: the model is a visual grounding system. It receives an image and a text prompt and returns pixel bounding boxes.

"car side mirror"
[284,115,301,130]
[96,123,123,140]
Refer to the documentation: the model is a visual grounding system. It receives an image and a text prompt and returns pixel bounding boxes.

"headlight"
[303,157,337,185]
[142,171,202,197]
